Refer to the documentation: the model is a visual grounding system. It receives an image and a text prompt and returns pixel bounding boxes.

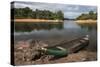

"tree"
[56,11,64,20]
[76,11,97,20]
[13,7,64,20]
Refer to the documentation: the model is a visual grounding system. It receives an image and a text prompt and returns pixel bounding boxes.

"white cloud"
[65,6,79,11]
[14,1,97,19]
[64,12,82,19]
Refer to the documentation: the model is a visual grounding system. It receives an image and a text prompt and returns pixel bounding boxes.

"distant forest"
[12,7,64,20]
[76,11,97,20]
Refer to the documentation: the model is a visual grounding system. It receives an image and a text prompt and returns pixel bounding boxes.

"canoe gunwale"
[39,35,89,57]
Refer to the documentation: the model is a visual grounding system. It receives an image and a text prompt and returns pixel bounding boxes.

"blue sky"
[13,1,97,19]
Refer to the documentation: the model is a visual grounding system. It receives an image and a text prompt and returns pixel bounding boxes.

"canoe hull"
[46,48,68,57]
[41,35,89,58]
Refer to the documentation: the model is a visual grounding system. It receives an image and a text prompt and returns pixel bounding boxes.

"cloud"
[14,1,80,12]
[13,1,97,19]
[64,12,82,19]
[65,6,80,11]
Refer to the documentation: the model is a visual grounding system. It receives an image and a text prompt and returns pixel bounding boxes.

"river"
[14,20,97,51]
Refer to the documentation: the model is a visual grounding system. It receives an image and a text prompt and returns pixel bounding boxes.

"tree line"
[12,7,64,20]
[76,11,97,20]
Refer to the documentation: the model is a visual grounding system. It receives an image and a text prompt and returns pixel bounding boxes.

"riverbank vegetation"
[76,11,97,20]
[12,7,64,20]
[75,11,97,23]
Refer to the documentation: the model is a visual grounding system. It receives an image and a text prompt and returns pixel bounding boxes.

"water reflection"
[77,23,97,31]
[15,22,64,32]
[14,21,97,51]
[76,22,97,51]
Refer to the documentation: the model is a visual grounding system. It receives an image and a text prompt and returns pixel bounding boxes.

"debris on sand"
[14,40,49,65]
[14,40,97,65]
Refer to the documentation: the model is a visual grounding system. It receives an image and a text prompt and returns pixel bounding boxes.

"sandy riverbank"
[12,19,63,22]
[33,50,97,64]
[75,20,97,24]
[14,40,97,65]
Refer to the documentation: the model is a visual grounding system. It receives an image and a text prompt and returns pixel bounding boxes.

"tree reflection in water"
[77,23,97,31]
[15,22,64,32]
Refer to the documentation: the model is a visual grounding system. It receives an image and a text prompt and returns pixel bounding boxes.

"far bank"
[75,20,97,24]
[12,19,64,23]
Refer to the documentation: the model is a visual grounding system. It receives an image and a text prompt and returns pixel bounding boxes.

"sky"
[13,1,97,19]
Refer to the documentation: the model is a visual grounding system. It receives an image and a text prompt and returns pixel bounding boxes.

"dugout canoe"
[40,35,89,58]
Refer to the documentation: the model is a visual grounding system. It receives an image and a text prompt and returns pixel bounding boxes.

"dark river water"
[14,20,97,51]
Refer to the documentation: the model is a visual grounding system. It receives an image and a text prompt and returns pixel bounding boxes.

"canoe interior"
[46,35,89,53]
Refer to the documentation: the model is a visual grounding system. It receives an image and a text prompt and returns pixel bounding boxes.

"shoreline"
[75,20,97,24]
[12,19,64,22]
[14,40,97,65]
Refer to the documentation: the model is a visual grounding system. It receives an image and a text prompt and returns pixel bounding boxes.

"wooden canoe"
[40,35,89,57]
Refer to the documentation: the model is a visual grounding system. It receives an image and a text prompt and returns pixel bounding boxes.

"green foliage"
[13,7,64,20]
[76,11,97,20]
